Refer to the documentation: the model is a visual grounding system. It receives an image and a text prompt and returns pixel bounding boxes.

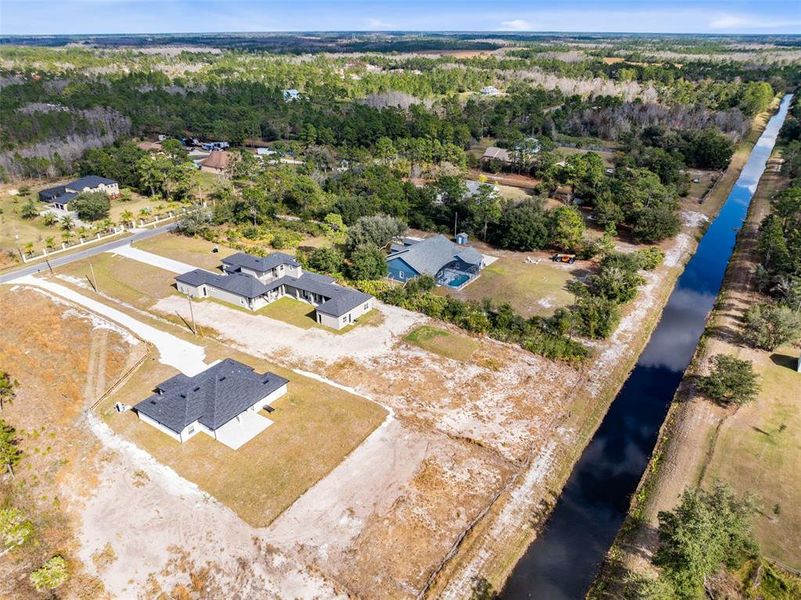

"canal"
[501,94,794,600]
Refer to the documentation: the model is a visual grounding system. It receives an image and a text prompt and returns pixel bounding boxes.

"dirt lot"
[0,286,144,599]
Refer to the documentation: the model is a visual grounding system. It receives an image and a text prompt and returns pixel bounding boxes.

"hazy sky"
[2,0,800,36]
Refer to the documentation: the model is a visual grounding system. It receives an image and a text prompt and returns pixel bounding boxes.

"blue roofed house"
[134,358,289,449]
[386,234,485,289]
[175,252,374,330]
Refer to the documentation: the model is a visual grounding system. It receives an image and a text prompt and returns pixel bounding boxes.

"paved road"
[0,222,177,284]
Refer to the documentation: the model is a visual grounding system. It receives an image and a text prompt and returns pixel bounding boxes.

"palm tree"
[60,215,74,232]
[120,210,134,227]
[23,241,34,256]
[44,236,55,251]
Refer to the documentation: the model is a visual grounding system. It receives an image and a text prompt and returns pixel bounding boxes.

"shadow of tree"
[770,352,798,370]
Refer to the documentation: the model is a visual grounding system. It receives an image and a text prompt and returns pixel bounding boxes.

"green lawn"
[257,296,381,334]
[102,351,387,527]
[445,256,576,318]
[404,325,479,362]
[703,346,801,569]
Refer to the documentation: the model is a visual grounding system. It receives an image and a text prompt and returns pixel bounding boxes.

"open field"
[58,251,178,306]
[443,253,578,317]
[0,285,343,598]
[0,286,146,599]
[704,344,801,567]
[589,145,801,597]
[404,325,479,362]
[102,350,388,527]
[134,231,238,269]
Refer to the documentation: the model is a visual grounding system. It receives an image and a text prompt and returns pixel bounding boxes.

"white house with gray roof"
[38,175,120,211]
[134,358,288,449]
[176,252,374,330]
[386,234,485,289]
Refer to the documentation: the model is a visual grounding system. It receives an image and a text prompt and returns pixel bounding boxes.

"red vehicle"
[551,253,576,264]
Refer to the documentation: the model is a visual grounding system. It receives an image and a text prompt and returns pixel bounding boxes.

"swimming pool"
[447,274,470,288]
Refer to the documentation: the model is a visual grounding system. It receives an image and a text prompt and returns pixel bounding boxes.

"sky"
[1,0,800,36]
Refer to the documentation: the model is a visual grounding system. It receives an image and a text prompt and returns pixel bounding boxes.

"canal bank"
[499,94,794,600]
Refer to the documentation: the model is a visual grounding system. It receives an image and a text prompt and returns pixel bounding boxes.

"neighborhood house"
[386,234,485,288]
[134,359,288,449]
[38,175,120,211]
[176,251,374,329]
[481,146,512,164]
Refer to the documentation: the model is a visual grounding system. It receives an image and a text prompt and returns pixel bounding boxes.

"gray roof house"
[175,252,375,330]
[134,358,289,449]
[386,234,485,289]
[38,175,120,210]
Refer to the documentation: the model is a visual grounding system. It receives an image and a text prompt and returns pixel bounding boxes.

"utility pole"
[453,212,458,237]
[45,258,53,276]
[187,295,197,335]
[89,263,98,293]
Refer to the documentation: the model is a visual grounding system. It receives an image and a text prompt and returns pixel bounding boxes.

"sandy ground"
[80,413,341,599]
[14,275,209,375]
[154,294,426,364]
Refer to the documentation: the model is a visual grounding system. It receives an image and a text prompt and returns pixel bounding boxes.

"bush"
[654,484,756,599]
[271,232,289,249]
[742,303,801,350]
[72,191,110,221]
[698,354,760,405]
[635,246,665,270]
[305,247,345,274]
[347,244,387,280]
[378,280,589,362]
[587,252,645,303]
[573,296,621,339]
[29,555,69,591]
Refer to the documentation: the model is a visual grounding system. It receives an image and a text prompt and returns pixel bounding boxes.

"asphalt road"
[0,222,178,284]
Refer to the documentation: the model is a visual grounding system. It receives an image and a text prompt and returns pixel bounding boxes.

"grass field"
[444,256,576,317]
[404,325,479,362]
[257,295,381,333]
[134,232,238,270]
[57,252,178,308]
[702,345,801,569]
[102,347,388,527]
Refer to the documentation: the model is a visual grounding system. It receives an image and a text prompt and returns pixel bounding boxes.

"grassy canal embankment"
[588,134,801,598]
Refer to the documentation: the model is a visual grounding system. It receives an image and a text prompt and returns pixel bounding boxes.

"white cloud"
[366,17,393,29]
[500,19,532,31]
[708,13,801,30]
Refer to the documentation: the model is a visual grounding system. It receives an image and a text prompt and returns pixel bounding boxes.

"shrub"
[742,303,801,350]
[635,246,665,270]
[348,244,386,280]
[697,354,760,405]
[29,555,69,591]
[72,191,110,221]
[305,247,345,274]
[574,296,621,339]
[654,484,756,599]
